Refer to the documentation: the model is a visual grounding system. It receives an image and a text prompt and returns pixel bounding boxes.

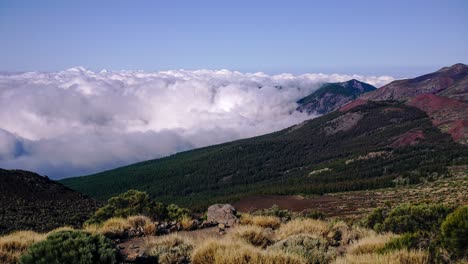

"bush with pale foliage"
[145,235,193,264]
[270,234,336,264]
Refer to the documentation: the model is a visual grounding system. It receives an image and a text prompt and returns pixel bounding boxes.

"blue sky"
[0,0,467,76]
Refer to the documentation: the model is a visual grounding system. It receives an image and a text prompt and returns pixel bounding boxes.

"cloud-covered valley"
[0,67,394,178]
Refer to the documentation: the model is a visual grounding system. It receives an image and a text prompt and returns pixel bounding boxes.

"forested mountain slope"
[61,101,468,210]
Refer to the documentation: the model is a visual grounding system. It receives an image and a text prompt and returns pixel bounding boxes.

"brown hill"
[0,169,100,234]
[344,64,468,144]
[361,63,468,101]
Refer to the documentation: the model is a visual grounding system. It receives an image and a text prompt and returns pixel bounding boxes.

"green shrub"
[167,204,191,221]
[301,210,325,220]
[87,190,167,224]
[380,231,430,253]
[440,205,468,259]
[364,203,453,234]
[269,234,335,264]
[19,230,117,264]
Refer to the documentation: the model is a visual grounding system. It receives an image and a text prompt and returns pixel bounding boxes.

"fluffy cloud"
[0,67,393,178]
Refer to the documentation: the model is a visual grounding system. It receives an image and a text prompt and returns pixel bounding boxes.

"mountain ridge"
[297,79,376,114]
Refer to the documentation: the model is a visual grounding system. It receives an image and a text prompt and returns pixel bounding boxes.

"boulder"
[207,204,239,227]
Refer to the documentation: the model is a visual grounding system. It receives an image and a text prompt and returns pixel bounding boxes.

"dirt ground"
[234,166,468,218]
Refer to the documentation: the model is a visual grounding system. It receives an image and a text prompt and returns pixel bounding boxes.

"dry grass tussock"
[127,215,156,235]
[192,239,305,264]
[347,233,397,255]
[0,231,46,264]
[241,214,282,229]
[229,225,275,248]
[180,215,194,230]
[276,219,329,240]
[85,215,156,238]
[333,249,429,264]
[145,234,194,264]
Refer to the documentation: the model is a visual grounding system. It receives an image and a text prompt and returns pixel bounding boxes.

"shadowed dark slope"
[0,169,100,234]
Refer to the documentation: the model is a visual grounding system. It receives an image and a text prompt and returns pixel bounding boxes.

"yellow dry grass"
[228,225,275,248]
[250,215,282,229]
[333,249,429,264]
[0,231,46,264]
[192,239,305,264]
[347,233,396,255]
[98,217,132,238]
[180,215,194,231]
[276,219,329,240]
[127,215,156,235]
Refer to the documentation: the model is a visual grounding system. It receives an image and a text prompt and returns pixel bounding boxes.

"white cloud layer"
[0,67,394,178]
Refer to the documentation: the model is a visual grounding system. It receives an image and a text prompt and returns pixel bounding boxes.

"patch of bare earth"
[324,112,363,135]
[234,166,468,219]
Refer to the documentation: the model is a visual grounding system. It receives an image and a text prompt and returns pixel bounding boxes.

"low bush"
[145,235,193,264]
[254,205,292,219]
[192,240,304,264]
[440,205,468,260]
[19,230,117,264]
[167,204,191,221]
[301,210,326,220]
[270,234,336,264]
[380,231,431,253]
[364,203,453,234]
[87,190,167,224]
[229,225,275,248]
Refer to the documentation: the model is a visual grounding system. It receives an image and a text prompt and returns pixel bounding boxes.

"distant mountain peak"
[437,63,467,73]
[296,79,376,114]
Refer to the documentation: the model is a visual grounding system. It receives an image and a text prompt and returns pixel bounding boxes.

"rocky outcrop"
[207,204,239,227]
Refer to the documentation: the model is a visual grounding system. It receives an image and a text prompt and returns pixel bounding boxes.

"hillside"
[296,79,376,114]
[61,101,468,210]
[361,63,468,101]
[352,63,468,144]
[0,169,100,234]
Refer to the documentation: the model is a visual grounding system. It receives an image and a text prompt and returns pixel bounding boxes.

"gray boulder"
[207,204,239,227]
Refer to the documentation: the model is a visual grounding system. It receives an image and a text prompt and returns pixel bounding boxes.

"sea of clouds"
[0,67,393,178]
